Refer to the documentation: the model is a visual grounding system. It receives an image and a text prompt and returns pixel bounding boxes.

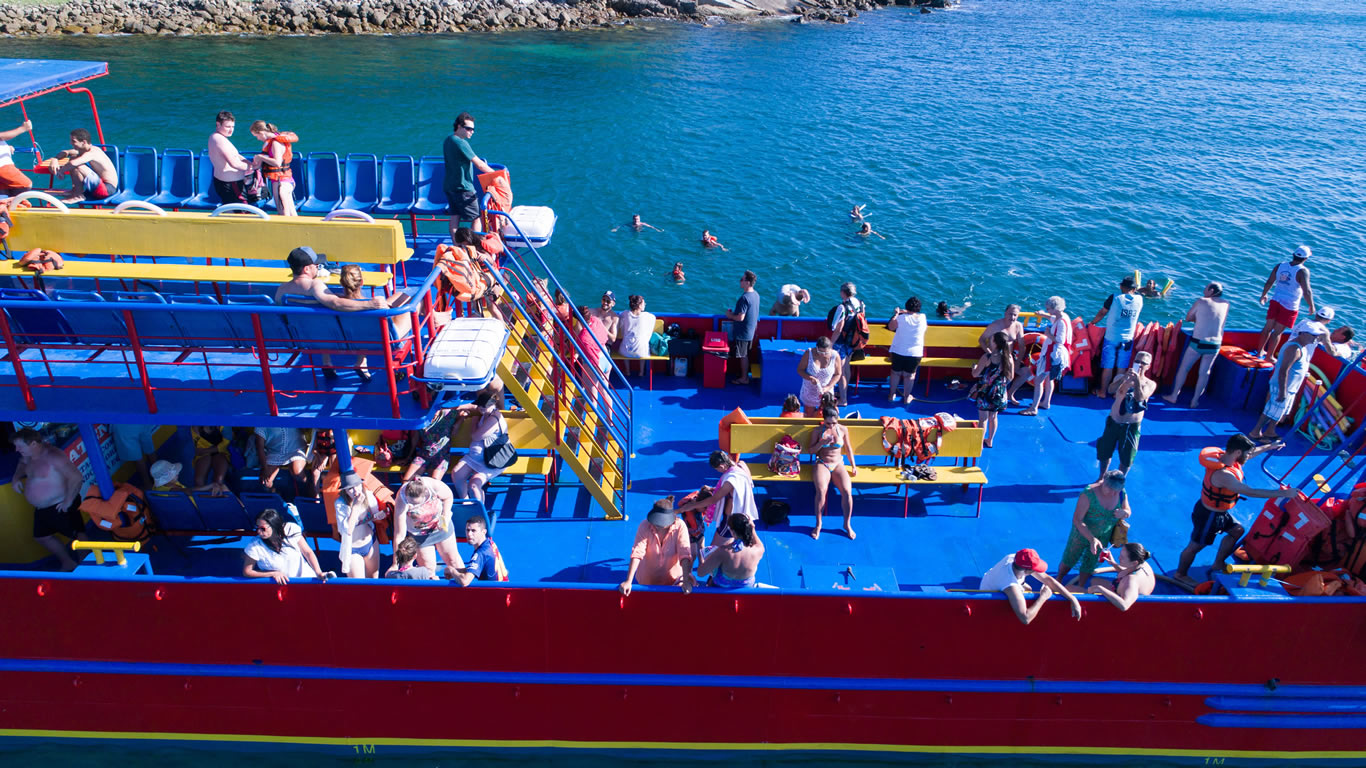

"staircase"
[468,224,632,520]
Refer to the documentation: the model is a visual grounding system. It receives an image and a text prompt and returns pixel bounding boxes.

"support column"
[332,425,354,475]
[78,423,115,498]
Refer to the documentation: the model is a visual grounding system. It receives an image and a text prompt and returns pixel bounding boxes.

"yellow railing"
[1223,563,1291,587]
[71,540,141,566]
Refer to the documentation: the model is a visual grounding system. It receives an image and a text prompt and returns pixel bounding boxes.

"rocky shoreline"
[0,0,951,38]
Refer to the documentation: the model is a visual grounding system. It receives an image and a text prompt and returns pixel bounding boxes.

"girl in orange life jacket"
[249,121,298,216]
[1172,433,1297,585]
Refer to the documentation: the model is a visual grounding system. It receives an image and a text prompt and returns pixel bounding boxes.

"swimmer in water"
[700,229,728,252]
[1137,279,1162,299]
[849,204,866,221]
[612,214,662,233]
[857,221,885,240]
[671,262,686,283]
[937,301,963,319]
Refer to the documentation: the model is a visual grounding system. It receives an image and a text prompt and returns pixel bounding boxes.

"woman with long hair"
[249,120,297,216]
[971,330,1015,448]
[807,403,858,540]
[698,513,765,589]
[243,508,326,585]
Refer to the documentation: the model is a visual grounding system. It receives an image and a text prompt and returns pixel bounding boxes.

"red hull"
[3,577,1366,760]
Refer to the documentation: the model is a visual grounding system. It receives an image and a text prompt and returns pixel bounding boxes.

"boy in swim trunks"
[48,128,118,203]
[1163,282,1229,408]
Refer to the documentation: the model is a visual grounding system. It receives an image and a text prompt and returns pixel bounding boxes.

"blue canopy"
[0,58,108,108]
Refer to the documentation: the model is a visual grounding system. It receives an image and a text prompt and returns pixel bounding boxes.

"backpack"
[768,435,802,478]
[80,483,149,542]
[761,499,790,526]
[827,299,871,352]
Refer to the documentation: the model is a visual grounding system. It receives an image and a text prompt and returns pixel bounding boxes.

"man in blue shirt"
[1091,275,1144,397]
[724,270,760,385]
[442,112,495,240]
[448,515,507,585]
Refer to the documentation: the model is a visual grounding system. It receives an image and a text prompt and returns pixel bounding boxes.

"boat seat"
[107,291,185,347]
[413,155,449,215]
[240,491,290,523]
[279,295,346,353]
[0,288,72,345]
[290,496,335,537]
[0,258,392,288]
[148,148,195,208]
[166,294,246,349]
[106,146,158,206]
[299,152,342,214]
[339,153,379,212]
[223,294,292,349]
[50,289,127,346]
[190,490,253,532]
[145,489,207,532]
[376,154,416,215]
[182,149,222,211]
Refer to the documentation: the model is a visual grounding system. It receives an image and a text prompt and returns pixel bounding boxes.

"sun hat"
[1013,548,1047,573]
[1292,245,1312,260]
[646,496,677,528]
[340,470,363,490]
[149,459,182,487]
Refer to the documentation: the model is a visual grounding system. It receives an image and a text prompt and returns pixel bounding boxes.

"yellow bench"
[5,208,413,265]
[359,411,557,482]
[728,418,987,517]
[0,258,391,287]
[610,318,669,389]
[849,323,987,392]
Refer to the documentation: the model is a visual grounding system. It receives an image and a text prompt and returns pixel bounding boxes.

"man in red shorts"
[48,128,118,203]
[1254,245,1315,359]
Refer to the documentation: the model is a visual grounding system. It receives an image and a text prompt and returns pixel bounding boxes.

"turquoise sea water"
[4,0,1366,331]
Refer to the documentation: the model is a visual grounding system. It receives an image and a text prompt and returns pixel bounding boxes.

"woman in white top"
[1022,295,1072,416]
[796,336,843,416]
[886,296,928,405]
[243,508,326,585]
[616,294,657,376]
[392,475,460,572]
[449,391,510,506]
[335,470,385,579]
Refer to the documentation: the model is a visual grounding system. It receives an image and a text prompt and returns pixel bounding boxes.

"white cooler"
[416,318,509,392]
[500,205,557,249]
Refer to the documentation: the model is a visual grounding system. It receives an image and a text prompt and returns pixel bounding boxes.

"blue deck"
[114,369,1349,594]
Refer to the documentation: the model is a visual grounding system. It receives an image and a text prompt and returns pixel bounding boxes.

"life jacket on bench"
[80,483,149,542]
[434,243,489,303]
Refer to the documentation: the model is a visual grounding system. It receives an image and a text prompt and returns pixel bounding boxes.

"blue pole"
[78,423,115,498]
[332,426,354,475]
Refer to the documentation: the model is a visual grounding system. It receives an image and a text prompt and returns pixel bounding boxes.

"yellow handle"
[71,540,141,566]
[1223,562,1291,587]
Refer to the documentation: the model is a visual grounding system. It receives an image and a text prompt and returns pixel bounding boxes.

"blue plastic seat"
[280,295,345,354]
[182,150,222,211]
[241,491,290,523]
[413,156,449,215]
[107,291,184,347]
[145,489,206,532]
[148,148,195,208]
[0,288,72,344]
[375,155,416,215]
[453,497,494,534]
[51,289,127,345]
[299,152,342,214]
[336,311,407,358]
[224,294,292,350]
[190,490,252,531]
[106,146,158,205]
[339,153,379,212]
[290,496,333,537]
[167,294,244,349]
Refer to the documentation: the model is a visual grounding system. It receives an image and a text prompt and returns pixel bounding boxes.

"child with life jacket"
[249,121,298,216]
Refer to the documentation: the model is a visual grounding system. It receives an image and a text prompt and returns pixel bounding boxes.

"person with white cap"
[1255,245,1316,359]
[335,469,384,579]
[150,459,185,491]
[619,496,696,596]
[978,547,1082,625]
[1250,322,1322,443]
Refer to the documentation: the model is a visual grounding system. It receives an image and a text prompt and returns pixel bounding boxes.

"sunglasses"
[461,125,475,131]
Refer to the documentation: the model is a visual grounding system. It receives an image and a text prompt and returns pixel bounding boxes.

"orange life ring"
[1021,332,1047,385]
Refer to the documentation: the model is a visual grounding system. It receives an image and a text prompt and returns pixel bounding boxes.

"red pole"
[121,310,158,414]
[251,313,280,417]
[66,86,105,145]
[380,319,400,419]
[0,312,36,410]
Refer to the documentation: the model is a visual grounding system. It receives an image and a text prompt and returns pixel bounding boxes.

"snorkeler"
[701,229,728,252]
[857,221,885,240]
[671,262,686,283]
[613,214,662,233]
[850,204,866,221]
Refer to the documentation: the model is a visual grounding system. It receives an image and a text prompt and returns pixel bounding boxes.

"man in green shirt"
[442,112,495,239]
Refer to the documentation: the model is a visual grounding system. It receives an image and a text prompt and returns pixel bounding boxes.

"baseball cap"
[1119,275,1137,291]
[1295,320,1328,338]
[1013,548,1047,573]
[603,291,616,302]
[1292,245,1312,260]
[646,496,677,528]
[287,246,327,272]
[1315,306,1335,322]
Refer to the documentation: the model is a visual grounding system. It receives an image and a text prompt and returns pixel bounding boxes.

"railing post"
[380,318,401,419]
[0,311,36,410]
[250,313,280,417]
[78,422,116,499]
[121,309,158,415]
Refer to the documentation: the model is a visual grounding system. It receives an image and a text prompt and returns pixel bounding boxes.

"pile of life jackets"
[880,412,958,468]
[80,483,150,542]
[1243,482,1366,594]
[434,243,490,303]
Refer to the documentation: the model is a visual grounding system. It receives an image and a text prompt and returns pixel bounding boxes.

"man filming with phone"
[1096,350,1156,479]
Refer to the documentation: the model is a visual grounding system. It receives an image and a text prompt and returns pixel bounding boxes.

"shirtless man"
[982,305,1033,405]
[11,429,85,569]
[1097,351,1156,478]
[612,214,662,233]
[207,111,254,205]
[587,291,620,346]
[1087,543,1155,612]
[1163,282,1229,408]
[857,222,885,239]
[47,129,117,203]
[274,247,385,309]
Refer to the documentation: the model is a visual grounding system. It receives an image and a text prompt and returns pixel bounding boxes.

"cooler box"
[761,341,807,398]
[500,205,557,249]
[702,331,729,389]
[411,318,509,392]
[1243,494,1330,568]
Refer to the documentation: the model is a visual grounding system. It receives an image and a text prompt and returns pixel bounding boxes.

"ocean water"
[3,0,1366,331]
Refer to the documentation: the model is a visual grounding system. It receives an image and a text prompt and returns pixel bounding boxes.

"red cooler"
[702,331,730,389]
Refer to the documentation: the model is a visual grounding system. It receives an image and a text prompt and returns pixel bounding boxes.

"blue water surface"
[2,0,1364,330]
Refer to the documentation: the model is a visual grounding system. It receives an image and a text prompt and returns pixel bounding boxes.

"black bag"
[668,335,701,358]
[483,418,518,470]
[761,499,790,526]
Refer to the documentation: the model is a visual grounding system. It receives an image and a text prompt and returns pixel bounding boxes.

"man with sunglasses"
[443,112,496,240]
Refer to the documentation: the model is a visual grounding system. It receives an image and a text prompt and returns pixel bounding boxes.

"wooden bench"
[849,323,985,393]
[0,258,392,287]
[728,417,987,517]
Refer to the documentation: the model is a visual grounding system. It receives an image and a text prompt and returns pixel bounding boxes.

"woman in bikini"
[807,403,858,540]
[1087,542,1155,611]
[796,336,843,417]
[334,470,384,579]
[698,513,765,589]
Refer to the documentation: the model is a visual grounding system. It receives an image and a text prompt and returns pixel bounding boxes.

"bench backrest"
[730,419,984,458]
[449,410,554,451]
[6,209,412,265]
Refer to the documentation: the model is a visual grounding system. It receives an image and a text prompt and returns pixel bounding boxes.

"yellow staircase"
[494,306,628,520]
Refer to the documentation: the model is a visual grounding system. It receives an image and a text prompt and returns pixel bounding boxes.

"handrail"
[112,200,168,216]
[7,190,69,211]
[71,540,141,566]
[323,209,376,223]
[210,203,269,219]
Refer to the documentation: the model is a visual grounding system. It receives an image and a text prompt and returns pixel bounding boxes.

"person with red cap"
[979,548,1082,625]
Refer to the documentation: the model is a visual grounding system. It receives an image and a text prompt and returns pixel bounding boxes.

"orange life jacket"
[18,248,63,273]
[80,483,149,542]
[262,132,298,181]
[1199,447,1243,512]
[434,243,488,303]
